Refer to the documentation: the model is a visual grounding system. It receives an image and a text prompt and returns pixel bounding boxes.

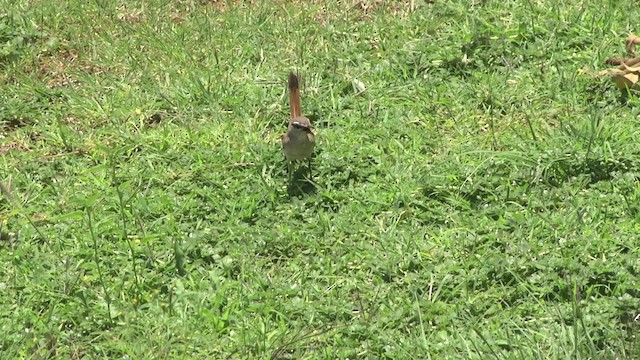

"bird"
[281,72,315,178]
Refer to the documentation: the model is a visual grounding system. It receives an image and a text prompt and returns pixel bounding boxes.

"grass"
[1,0,640,358]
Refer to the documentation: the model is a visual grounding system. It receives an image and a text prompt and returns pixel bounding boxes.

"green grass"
[1,0,640,358]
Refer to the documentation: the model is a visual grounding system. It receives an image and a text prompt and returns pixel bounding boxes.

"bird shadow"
[286,161,316,196]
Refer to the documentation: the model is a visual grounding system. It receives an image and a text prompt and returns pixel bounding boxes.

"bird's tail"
[288,72,302,119]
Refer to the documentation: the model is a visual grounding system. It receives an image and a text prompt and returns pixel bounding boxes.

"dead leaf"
[609,69,640,91]
[627,34,640,54]
[608,56,640,71]
[602,35,640,93]
[623,72,639,89]
[621,62,640,73]
[605,58,628,66]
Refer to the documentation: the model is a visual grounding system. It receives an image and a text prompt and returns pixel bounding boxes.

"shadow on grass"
[1,117,30,132]
[286,161,316,197]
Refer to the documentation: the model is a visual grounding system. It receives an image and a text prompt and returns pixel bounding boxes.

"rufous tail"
[288,72,302,119]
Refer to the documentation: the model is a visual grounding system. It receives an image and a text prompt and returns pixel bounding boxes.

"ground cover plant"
[1,0,639,358]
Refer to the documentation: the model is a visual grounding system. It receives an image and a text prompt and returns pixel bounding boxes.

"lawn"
[1,0,640,358]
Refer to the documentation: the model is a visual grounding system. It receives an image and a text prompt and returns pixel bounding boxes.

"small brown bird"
[282,72,315,177]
